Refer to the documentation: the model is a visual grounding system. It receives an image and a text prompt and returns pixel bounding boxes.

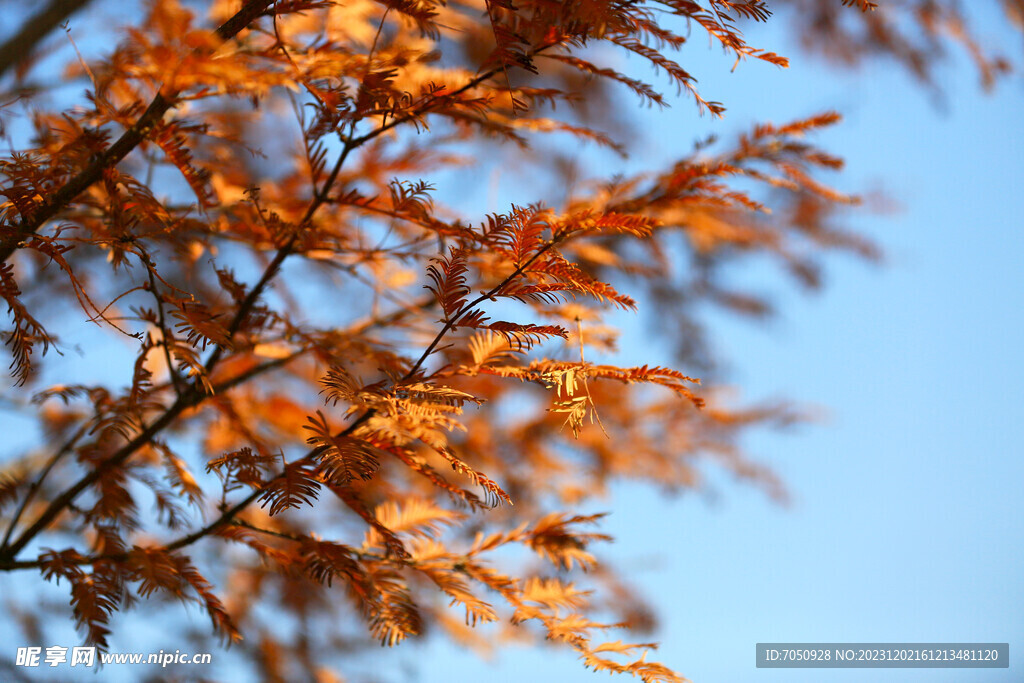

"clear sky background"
[401,7,1024,683]
[1,4,1021,683]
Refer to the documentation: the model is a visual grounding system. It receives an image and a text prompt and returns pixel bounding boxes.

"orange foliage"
[0,0,1017,680]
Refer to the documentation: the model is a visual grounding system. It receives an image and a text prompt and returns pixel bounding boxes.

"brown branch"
[145,265,185,399]
[0,293,436,567]
[0,420,91,552]
[406,235,563,380]
[0,33,557,568]
[0,349,299,562]
[0,393,199,561]
[58,170,563,566]
[199,138,357,380]
[0,284,435,571]
[0,0,93,79]
[198,8,402,381]
[0,517,403,571]
[91,247,563,560]
[348,41,559,151]
[195,10,392,380]
[0,0,276,265]
[0,2,282,559]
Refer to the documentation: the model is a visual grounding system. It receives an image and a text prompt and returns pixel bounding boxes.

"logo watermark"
[16,646,212,669]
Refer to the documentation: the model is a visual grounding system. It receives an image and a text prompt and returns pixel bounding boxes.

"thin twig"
[0,0,93,79]
[576,317,609,438]
[0,420,91,552]
[0,0,276,264]
[406,235,564,380]
[0,393,197,560]
[145,262,185,399]
[0,294,435,566]
[200,7,395,382]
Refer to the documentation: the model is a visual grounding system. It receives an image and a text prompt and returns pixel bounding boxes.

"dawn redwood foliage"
[0,0,1017,679]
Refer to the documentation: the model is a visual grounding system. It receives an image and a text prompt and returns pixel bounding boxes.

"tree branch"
[0,0,94,79]
[0,420,91,552]
[0,393,198,560]
[0,0,276,265]
[90,244,563,560]
[198,8,395,380]
[0,30,558,568]
[406,236,563,379]
[0,293,436,566]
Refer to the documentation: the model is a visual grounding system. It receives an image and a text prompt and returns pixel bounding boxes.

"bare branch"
[0,0,93,79]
